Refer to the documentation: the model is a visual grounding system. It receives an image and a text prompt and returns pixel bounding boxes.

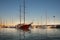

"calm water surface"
[0,28,60,40]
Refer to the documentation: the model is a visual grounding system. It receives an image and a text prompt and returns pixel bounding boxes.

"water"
[0,28,60,40]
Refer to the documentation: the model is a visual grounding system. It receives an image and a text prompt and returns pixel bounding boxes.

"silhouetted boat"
[16,22,33,31]
[17,0,33,32]
[50,25,60,28]
[56,25,60,28]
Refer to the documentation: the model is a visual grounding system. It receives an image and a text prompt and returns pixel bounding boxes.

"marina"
[0,0,60,40]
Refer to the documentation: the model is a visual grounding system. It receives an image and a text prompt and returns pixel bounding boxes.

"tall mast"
[23,0,26,40]
[23,0,25,24]
[20,3,21,24]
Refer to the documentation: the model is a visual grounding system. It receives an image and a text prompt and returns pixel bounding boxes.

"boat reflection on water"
[18,28,31,32]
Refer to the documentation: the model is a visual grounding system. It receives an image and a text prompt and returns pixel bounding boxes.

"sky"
[0,0,60,26]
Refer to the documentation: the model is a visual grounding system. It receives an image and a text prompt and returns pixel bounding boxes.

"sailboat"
[16,0,33,31]
[19,23,33,31]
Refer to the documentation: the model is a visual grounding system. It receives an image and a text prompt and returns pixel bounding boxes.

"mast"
[12,16,13,26]
[41,16,42,26]
[23,0,25,24]
[23,0,26,40]
[0,17,2,25]
[53,16,55,25]
[1,18,3,26]
[20,3,21,25]
[53,16,56,27]
[46,10,47,26]
[45,9,47,39]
